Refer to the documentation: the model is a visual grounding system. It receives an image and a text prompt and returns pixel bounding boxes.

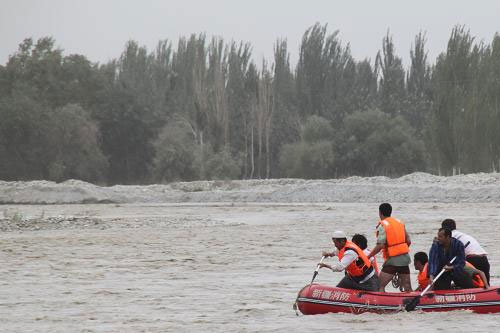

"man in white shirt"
[442,219,490,284]
[319,230,379,291]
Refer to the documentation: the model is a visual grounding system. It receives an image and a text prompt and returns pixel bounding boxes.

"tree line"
[1,24,499,184]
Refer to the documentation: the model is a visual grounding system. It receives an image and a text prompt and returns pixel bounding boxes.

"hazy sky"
[1,0,499,68]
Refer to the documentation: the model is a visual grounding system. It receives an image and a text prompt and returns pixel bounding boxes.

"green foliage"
[0,90,50,179]
[95,41,166,184]
[204,148,242,180]
[296,23,356,124]
[428,25,498,174]
[267,39,300,177]
[226,41,253,155]
[152,120,197,182]
[376,32,407,117]
[3,37,64,107]
[3,26,500,183]
[339,109,426,176]
[302,115,334,143]
[0,38,107,182]
[406,32,432,134]
[279,115,336,179]
[46,104,108,182]
[296,23,329,118]
[280,140,335,179]
[0,98,107,181]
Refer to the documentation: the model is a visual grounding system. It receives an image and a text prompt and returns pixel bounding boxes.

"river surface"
[1,203,499,332]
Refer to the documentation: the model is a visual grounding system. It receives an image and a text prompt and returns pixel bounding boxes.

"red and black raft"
[296,284,500,314]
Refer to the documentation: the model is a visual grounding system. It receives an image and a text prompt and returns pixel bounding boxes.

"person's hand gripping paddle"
[405,256,457,311]
[293,255,327,315]
[405,241,470,311]
[310,256,326,287]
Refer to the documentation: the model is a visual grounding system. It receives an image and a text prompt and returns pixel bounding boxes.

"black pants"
[466,255,490,284]
[337,274,380,291]
[433,270,474,290]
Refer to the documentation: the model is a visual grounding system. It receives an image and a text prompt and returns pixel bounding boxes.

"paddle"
[310,255,326,287]
[405,256,457,311]
[405,240,471,312]
[293,255,327,315]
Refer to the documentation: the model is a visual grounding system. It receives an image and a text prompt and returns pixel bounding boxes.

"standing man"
[319,231,379,291]
[441,219,490,284]
[428,227,474,290]
[367,203,412,292]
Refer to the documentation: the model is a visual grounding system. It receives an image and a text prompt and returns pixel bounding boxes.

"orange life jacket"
[338,241,373,279]
[363,249,379,275]
[417,263,430,290]
[465,261,485,288]
[377,217,409,260]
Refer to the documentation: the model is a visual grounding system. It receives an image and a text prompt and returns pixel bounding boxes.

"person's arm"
[319,250,357,272]
[367,243,384,259]
[452,240,466,274]
[322,250,335,257]
[405,229,411,247]
[471,268,489,289]
[368,225,385,258]
[428,242,439,280]
[322,247,338,258]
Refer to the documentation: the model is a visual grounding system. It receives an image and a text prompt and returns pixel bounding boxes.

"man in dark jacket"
[441,218,490,284]
[428,227,474,290]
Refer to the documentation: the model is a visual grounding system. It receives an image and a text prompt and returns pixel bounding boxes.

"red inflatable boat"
[296,284,500,314]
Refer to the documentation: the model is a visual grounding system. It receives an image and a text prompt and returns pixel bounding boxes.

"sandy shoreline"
[3,172,500,204]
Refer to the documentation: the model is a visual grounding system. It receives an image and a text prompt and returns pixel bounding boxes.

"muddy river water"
[1,202,499,332]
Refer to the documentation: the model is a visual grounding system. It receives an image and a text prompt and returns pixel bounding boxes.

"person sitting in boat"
[414,251,430,291]
[367,203,413,292]
[319,230,380,291]
[464,261,489,289]
[352,233,379,275]
[428,227,474,290]
[441,219,490,284]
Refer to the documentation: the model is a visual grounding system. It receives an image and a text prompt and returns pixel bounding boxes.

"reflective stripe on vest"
[417,263,430,290]
[465,261,485,288]
[338,241,372,278]
[378,217,409,259]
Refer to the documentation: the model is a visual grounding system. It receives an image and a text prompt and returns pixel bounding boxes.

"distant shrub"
[302,115,334,143]
[46,104,108,182]
[153,120,197,182]
[204,148,242,180]
[339,109,426,176]
[280,140,335,179]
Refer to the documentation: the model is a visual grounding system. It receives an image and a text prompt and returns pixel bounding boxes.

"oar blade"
[310,271,318,284]
[405,296,421,312]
